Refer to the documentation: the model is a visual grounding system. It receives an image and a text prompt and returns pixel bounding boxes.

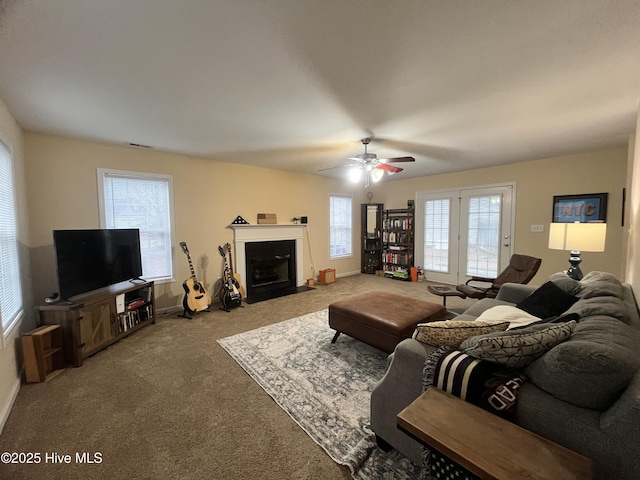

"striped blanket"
[423,347,525,417]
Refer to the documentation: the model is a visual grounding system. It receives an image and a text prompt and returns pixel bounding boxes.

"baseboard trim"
[337,270,361,278]
[0,375,21,435]
[156,305,183,316]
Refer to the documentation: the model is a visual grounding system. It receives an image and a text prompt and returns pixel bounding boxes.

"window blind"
[0,140,23,338]
[329,194,352,258]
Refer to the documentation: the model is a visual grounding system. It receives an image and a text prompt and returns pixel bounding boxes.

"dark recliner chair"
[427,254,542,307]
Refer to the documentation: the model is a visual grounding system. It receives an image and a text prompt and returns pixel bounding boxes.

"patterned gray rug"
[217,309,425,479]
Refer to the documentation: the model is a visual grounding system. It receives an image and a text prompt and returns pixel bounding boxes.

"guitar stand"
[220,303,244,313]
[179,307,211,319]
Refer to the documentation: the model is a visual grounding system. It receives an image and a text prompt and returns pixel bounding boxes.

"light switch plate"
[531,224,544,232]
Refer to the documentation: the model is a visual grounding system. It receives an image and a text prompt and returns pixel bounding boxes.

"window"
[98,169,175,282]
[0,139,23,341]
[423,198,451,273]
[329,194,352,258]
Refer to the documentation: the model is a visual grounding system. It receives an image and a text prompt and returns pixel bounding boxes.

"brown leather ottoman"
[329,291,446,353]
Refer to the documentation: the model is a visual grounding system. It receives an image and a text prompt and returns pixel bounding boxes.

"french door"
[415,184,515,285]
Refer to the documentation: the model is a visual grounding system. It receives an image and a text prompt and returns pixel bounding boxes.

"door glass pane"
[423,199,450,272]
[466,194,501,277]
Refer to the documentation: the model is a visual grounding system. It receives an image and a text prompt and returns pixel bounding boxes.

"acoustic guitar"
[225,242,246,299]
[180,242,212,314]
[218,245,242,311]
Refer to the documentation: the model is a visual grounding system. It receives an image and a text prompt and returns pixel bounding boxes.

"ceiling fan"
[320,138,415,187]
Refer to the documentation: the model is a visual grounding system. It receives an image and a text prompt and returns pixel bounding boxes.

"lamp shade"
[548,222,606,252]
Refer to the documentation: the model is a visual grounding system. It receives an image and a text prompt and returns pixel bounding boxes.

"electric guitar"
[225,242,246,299]
[180,242,212,314]
[218,245,242,311]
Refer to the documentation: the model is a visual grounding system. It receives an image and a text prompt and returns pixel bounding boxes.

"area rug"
[217,309,425,479]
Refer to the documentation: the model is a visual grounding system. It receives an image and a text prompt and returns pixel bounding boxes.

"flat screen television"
[53,228,143,299]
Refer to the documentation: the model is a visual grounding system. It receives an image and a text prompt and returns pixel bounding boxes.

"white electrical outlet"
[530,224,544,232]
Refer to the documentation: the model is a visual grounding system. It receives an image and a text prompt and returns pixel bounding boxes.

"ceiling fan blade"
[318,163,360,172]
[377,164,403,173]
[379,156,415,163]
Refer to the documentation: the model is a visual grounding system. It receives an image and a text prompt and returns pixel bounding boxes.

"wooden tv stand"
[37,280,155,367]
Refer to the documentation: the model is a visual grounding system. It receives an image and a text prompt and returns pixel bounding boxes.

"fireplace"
[245,240,296,302]
[230,224,307,304]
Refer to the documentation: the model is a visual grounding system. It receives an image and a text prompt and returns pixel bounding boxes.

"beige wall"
[0,98,30,433]
[625,107,640,290]
[376,147,628,284]
[25,133,368,310]
[25,133,629,306]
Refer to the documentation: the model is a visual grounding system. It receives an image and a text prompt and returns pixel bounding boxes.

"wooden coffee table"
[397,387,593,480]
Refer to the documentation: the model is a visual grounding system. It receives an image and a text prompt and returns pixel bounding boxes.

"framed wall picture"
[552,193,608,223]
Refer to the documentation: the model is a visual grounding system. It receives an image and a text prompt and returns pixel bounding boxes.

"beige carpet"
[0,274,475,480]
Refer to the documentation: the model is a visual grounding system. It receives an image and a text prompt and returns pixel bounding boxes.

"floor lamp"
[548,222,607,280]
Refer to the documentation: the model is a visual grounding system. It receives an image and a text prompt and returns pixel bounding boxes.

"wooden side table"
[397,387,592,480]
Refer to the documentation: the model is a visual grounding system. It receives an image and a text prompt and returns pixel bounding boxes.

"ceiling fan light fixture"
[348,167,362,183]
[370,168,384,182]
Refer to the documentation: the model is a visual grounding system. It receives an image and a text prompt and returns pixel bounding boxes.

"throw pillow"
[516,281,578,319]
[509,312,580,330]
[413,320,510,348]
[459,321,576,369]
[475,305,542,329]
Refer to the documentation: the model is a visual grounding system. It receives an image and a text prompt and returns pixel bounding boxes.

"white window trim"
[329,193,353,260]
[96,168,177,284]
[0,138,23,347]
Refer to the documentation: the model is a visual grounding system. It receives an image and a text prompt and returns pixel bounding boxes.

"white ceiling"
[0,0,639,180]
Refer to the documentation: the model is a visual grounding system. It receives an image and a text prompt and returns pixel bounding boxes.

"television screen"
[53,229,143,299]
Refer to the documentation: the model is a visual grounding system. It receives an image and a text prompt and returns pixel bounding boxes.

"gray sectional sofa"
[370,271,640,480]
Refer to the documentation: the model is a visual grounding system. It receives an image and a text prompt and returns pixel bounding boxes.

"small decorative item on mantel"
[257,213,277,224]
[231,216,249,225]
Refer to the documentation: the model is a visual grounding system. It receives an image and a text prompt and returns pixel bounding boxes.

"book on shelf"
[127,298,146,310]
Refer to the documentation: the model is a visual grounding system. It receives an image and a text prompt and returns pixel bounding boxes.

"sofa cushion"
[459,321,576,369]
[413,320,509,348]
[564,296,631,324]
[516,281,578,319]
[475,305,541,329]
[545,272,581,295]
[578,271,625,300]
[525,316,640,410]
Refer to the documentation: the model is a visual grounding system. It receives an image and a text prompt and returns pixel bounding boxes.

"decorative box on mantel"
[229,224,306,295]
[257,213,277,224]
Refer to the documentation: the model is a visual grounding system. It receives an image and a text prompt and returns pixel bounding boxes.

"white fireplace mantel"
[229,224,306,293]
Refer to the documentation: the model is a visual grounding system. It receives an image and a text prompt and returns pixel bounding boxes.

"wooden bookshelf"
[382,200,415,279]
[22,324,65,382]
